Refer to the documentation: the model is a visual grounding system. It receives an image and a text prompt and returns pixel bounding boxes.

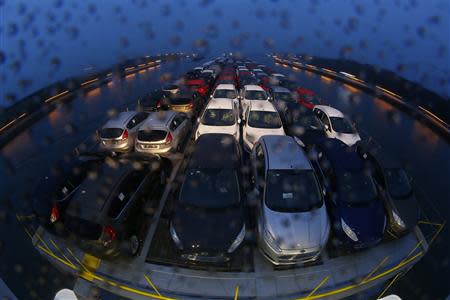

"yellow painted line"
[38,245,79,270]
[44,90,69,103]
[296,251,422,300]
[144,274,161,296]
[362,256,390,283]
[306,275,330,298]
[401,240,423,264]
[428,221,446,247]
[418,220,445,227]
[49,239,76,268]
[118,284,175,300]
[234,285,239,300]
[83,253,101,270]
[23,226,34,241]
[377,272,402,299]
[418,106,447,125]
[81,78,98,86]
[34,231,53,252]
[66,248,90,273]
[125,66,135,71]
[376,85,402,99]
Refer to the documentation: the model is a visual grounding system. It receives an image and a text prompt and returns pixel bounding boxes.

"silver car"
[135,111,191,154]
[99,111,148,152]
[251,135,330,265]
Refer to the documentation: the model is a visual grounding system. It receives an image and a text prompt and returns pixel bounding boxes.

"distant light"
[339,71,356,78]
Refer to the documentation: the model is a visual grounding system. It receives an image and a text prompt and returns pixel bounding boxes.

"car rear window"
[171,98,191,105]
[138,130,167,142]
[99,128,124,139]
[245,90,267,100]
[65,216,102,240]
[107,170,147,219]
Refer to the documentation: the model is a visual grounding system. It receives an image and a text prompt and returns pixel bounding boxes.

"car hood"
[248,127,285,141]
[172,205,244,252]
[197,123,238,136]
[335,133,361,146]
[339,201,386,242]
[391,194,420,229]
[263,205,329,250]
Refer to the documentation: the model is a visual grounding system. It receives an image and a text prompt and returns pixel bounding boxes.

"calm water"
[0,58,448,299]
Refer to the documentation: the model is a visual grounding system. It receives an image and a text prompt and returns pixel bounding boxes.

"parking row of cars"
[32,57,420,266]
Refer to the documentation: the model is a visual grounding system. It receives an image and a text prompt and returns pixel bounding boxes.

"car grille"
[181,252,230,263]
[278,251,319,263]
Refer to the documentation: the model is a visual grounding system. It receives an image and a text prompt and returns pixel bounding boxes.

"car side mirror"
[197,117,201,123]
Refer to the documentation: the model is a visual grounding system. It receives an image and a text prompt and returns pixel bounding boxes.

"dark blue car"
[311,139,386,248]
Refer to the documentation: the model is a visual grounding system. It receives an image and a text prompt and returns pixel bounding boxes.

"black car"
[169,134,246,263]
[283,107,326,146]
[137,89,172,112]
[31,151,107,237]
[357,141,420,236]
[63,155,169,258]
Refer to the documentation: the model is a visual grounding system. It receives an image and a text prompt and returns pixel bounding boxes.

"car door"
[243,106,250,143]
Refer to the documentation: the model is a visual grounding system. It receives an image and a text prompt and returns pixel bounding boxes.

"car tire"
[129,235,140,256]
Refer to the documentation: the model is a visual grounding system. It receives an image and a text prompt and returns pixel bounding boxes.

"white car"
[243,101,285,151]
[211,84,239,105]
[240,85,270,112]
[270,73,286,85]
[195,98,240,140]
[313,105,361,146]
[201,69,216,79]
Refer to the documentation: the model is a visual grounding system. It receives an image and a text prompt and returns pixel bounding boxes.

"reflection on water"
[85,87,101,98]
[320,75,333,84]
[412,120,439,147]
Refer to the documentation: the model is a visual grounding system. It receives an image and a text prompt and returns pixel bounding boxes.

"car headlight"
[392,210,405,228]
[262,225,282,252]
[228,224,246,253]
[169,222,183,250]
[341,218,358,242]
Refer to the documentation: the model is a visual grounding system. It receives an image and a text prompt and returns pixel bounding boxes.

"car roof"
[139,111,175,129]
[317,139,363,170]
[314,105,344,118]
[244,84,265,91]
[271,73,286,77]
[249,101,277,112]
[189,134,240,169]
[66,160,136,222]
[261,135,312,170]
[215,84,235,90]
[206,98,234,109]
[102,111,137,128]
[271,86,291,93]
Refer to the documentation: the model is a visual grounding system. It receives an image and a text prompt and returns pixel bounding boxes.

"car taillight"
[101,225,117,246]
[156,100,161,109]
[50,205,60,223]
[198,86,207,95]
[188,102,193,108]
[121,129,129,140]
[165,132,173,144]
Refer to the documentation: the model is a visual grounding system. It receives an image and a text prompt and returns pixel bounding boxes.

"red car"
[296,88,322,109]
[184,77,210,97]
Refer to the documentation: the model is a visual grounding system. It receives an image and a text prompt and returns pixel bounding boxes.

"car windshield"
[385,168,413,198]
[202,109,235,126]
[293,113,323,129]
[214,89,237,99]
[274,92,296,102]
[245,90,267,100]
[99,128,124,139]
[248,111,282,128]
[180,168,240,208]
[337,170,378,205]
[265,170,322,212]
[330,117,356,134]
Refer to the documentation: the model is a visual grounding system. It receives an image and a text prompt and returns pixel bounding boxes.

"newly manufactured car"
[135,111,191,154]
[211,84,239,105]
[243,101,285,151]
[313,105,361,146]
[32,151,108,237]
[311,139,386,249]
[269,86,299,120]
[170,134,246,263]
[357,141,420,236]
[283,107,326,146]
[64,155,168,258]
[166,91,203,118]
[137,89,171,112]
[98,111,149,152]
[251,135,330,265]
[195,98,240,140]
[240,84,270,112]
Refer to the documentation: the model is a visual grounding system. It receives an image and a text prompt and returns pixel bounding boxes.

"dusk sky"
[1,0,448,106]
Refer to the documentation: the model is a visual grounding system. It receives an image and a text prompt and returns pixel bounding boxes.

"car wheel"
[130,235,140,256]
